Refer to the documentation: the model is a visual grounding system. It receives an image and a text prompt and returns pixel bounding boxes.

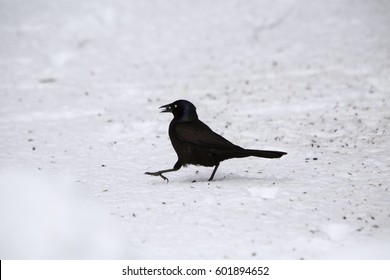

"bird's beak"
[159,103,172,113]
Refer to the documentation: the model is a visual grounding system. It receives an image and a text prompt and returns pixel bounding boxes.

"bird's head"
[159,99,198,122]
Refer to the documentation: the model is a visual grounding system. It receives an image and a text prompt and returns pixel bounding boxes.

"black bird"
[145,100,286,182]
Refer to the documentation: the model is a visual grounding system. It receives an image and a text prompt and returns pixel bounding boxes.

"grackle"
[145,100,286,182]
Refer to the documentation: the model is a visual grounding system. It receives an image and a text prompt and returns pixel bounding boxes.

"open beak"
[159,103,172,113]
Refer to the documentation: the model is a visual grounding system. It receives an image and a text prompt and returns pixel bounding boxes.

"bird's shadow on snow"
[144,172,291,186]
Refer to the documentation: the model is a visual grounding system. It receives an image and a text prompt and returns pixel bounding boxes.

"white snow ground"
[0,0,389,259]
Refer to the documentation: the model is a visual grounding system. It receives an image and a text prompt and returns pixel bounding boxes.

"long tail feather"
[241,149,287,158]
[217,148,287,161]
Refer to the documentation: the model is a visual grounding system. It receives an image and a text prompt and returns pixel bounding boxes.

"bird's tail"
[240,149,287,159]
[216,147,286,161]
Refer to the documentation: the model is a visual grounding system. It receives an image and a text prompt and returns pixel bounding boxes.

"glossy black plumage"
[145,100,286,182]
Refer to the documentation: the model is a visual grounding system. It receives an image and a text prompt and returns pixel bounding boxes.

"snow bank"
[0,170,130,259]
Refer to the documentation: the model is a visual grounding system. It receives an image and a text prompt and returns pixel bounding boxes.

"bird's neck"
[175,111,198,122]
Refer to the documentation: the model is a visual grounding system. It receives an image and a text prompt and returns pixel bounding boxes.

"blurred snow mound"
[0,170,128,259]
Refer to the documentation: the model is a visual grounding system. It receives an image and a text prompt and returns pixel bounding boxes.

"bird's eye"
[174,104,178,108]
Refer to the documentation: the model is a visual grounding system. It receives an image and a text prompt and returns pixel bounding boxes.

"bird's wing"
[174,120,239,149]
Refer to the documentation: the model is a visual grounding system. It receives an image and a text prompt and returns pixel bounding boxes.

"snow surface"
[0,0,390,259]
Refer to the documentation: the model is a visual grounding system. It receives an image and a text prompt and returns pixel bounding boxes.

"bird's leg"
[145,162,182,183]
[144,169,175,182]
[208,162,220,181]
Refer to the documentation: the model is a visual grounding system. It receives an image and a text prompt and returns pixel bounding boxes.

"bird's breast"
[168,122,217,167]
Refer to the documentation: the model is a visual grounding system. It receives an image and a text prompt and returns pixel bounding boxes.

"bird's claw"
[144,172,169,183]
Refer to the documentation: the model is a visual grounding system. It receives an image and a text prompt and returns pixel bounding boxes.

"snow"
[0,0,389,259]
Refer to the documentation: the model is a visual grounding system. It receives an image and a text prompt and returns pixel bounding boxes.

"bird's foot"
[144,171,169,183]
